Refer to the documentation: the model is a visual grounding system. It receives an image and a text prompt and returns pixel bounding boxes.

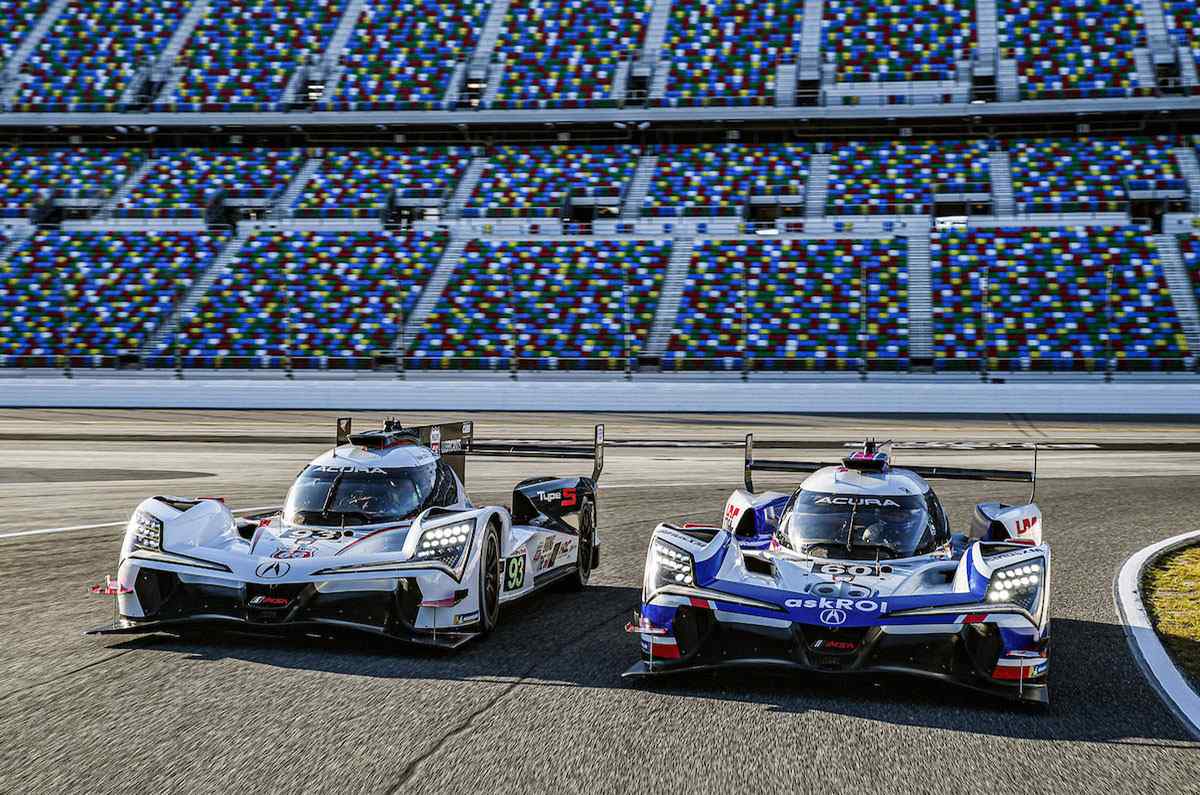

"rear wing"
[469,423,605,483]
[743,434,1037,502]
[335,418,604,483]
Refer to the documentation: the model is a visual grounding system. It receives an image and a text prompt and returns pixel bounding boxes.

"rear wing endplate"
[744,433,1037,502]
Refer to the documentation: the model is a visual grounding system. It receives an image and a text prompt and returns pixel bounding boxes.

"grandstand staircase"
[805,154,830,218]
[636,0,673,99]
[0,0,70,102]
[1179,47,1199,88]
[463,0,512,101]
[0,228,34,263]
[1137,0,1178,63]
[1134,48,1158,90]
[446,156,488,219]
[399,236,468,349]
[622,155,658,219]
[997,58,1020,102]
[989,150,1016,216]
[798,0,825,82]
[975,0,998,68]
[481,63,506,104]
[273,156,324,218]
[645,237,694,356]
[648,60,671,101]
[142,230,254,355]
[775,63,798,107]
[1173,147,1200,212]
[1153,234,1200,355]
[905,229,934,360]
[322,0,365,68]
[150,0,211,103]
[98,158,158,218]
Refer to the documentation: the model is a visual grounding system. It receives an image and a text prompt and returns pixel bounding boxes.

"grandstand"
[0,1,1198,378]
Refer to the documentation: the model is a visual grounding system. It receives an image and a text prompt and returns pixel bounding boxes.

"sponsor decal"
[532,536,575,572]
[255,561,291,579]
[819,608,847,626]
[504,554,527,591]
[453,611,480,626]
[723,503,742,529]
[462,422,472,435]
[273,546,315,560]
[440,439,463,453]
[537,487,577,508]
[784,596,889,617]
[430,426,442,454]
[249,595,290,608]
[284,528,349,542]
[1014,516,1039,535]
[316,465,386,474]
[811,638,858,651]
[814,496,901,507]
[816,563,893,577]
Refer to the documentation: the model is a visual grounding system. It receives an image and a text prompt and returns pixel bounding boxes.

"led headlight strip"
[130,510,163,551]
[652,539,695,588]
[985,558,1044,612]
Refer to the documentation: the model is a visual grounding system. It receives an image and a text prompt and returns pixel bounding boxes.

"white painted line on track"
[1115,529,1200,741]
[0,506,280,541]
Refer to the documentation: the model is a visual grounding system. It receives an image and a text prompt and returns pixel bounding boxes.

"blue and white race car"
[625,437,1051,704]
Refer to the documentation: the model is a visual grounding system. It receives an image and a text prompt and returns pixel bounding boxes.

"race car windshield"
[284,464,438,525]
[786,491,932,560]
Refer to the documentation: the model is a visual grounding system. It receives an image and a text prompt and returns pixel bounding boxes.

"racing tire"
[477,520,502,634]
[564,497,596,591]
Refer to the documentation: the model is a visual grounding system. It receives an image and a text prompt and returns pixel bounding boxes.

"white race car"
[89,418,604,649]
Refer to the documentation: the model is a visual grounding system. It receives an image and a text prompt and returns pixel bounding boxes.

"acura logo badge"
[255,560,290,579]
[819,608,847,626]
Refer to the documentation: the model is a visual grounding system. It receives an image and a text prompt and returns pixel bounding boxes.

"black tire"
[477,520,502,634]
[565,497,596,591]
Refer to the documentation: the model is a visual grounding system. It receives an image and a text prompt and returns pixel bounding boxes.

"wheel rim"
[578,501,594,579]
[483,531,500,623]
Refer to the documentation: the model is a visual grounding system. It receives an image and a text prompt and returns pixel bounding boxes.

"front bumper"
[88,562,481,649]
[624,605,1049,705]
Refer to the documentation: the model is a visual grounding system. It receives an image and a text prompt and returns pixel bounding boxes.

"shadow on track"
[104,582,1197,746]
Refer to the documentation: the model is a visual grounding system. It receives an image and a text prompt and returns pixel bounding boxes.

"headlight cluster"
[130,510,163,551]
[652,540,695,590]
[414,522,473,570]
[986,558,1044,612]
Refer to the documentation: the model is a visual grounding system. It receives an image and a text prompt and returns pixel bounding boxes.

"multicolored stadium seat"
[0,147,141,211]
[931,227,1188,368]
[14,0,189,109]
[1008,137,1184,212]
[490,0,649,108]
[0,230,225,358]
[826,140,990,214]
[464,145,638,218]
[0,1,49,65]
[119,148,302,210]
[658,0,805,106]
[821,0,975,82]
[998,0,1150,99]
[330,0,487,109]
[1166,2,1200,60]
[293,147,471,212]
[641,143,811,217]
[665,239,908,367]
[166,230,448,362]
[411,240,669,367]
[168,0,344,108]
[1178,234,1200,315]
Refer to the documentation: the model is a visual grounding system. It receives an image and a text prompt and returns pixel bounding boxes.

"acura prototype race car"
[626,437,1052,704]
[89,418,604,649]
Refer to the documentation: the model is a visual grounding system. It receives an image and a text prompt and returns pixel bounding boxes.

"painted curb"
[1114,530,1200,741]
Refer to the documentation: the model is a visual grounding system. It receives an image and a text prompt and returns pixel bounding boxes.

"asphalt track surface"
[1,410,1198,793]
